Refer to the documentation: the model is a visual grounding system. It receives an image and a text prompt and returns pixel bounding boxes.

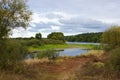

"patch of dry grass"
[85,50,104,57]
[25,58,49,64]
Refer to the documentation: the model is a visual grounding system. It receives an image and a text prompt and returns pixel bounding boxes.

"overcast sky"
[12,0,120,37]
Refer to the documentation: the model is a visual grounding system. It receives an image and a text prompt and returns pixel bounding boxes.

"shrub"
[107,47,120,71]
[41,39,65,44]
[25,39,42,47]
[47,32,65,42]
[0,40,28,70]
[102,26,120,50]
[35,33,42,39]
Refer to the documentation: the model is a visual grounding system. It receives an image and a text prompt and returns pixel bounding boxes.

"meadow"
[28,43,94,51]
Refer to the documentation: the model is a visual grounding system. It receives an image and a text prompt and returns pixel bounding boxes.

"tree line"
[65,32,103,42]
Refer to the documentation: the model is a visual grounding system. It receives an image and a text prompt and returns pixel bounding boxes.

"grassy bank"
[28,44,95,51]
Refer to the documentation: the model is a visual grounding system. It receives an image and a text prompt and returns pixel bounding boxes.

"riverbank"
[1,49,116,80]
[0,49,104,80]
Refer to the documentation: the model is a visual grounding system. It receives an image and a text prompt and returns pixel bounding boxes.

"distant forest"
[65,32,103,43]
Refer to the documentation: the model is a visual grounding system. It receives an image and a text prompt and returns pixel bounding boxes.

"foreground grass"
[0,57,89,80]
[28,44,95,51]
[0,50,118,80]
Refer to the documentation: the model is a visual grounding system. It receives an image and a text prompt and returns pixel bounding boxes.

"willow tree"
[102,26,120,49]
[0,0,31,38]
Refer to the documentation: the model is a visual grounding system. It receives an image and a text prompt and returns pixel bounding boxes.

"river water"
[58,48,88,56]
[26,42,98,59]
[66,42,100,45]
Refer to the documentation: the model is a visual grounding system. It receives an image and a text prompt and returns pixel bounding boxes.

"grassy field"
[28,44,95,51]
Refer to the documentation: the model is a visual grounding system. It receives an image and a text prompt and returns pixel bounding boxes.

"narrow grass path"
[24,57,90,80]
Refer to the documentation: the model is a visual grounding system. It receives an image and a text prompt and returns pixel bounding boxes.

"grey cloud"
[29,13,109,34]
[28,0,120,18]
[45,13,63,19]
[59,17,109,33]
[28,22,61,32]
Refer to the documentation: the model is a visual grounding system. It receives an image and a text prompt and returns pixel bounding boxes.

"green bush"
[41,39,65,44]
[25,39,42,47]
[47,32,65,42]
[102,26,120,50]
[10,38,65,48]
[102,45,112,51]
[107,47,120,71]
[0,40,28,70]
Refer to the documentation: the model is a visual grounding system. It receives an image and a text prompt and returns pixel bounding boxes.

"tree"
[47,32,65,42]
[0,0,31,38]
[35,33,42,39]
[0,0,31,70]
[102,26,120,49]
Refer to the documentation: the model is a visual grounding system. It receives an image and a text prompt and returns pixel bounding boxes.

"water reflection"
[66,42,100,45]
[58,48,88,56]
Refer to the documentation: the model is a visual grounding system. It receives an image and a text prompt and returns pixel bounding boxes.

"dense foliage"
[102,26,120,50]
[12,38,65,47]
[47,32,65,42]
[101,26,120,79]
[107,47,120,71]
[0,40,28,70]
[65,32,102,42]
[35,33,42,39]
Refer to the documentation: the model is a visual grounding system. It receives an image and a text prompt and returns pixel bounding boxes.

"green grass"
[28,44,95,51]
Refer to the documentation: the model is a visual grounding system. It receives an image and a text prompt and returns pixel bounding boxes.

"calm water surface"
[58,48,88,56]
[66,42,100,45]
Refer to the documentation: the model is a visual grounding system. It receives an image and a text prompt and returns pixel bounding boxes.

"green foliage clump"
[102,26,120,50]
[0,40,28,70]
[24,39,64,47]
[107,47,120,71]
[35,33,42,39]
[25,39,42,47]
[47,32,65,42]
[41,39,65,44]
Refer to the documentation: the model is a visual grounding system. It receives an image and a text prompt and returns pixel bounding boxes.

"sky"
[12,0,120,38]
